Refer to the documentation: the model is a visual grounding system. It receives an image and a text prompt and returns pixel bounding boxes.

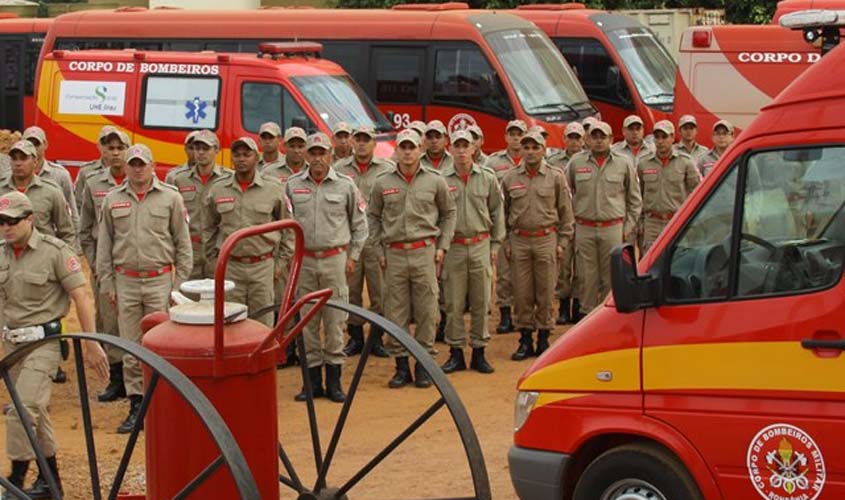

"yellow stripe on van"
[519,348,640,392]
[643,341,845,393]
[534,392,590,408]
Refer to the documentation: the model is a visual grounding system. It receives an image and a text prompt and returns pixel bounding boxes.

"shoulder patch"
[65,255,82,273]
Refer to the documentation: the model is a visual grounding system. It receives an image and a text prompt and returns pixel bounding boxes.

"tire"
[572,443,704,500]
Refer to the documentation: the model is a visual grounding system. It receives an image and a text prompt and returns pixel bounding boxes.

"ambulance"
[510,9,845,500]
[34,42,395,178]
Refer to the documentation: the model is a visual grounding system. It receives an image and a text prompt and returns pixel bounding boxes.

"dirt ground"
[0,300,573,499]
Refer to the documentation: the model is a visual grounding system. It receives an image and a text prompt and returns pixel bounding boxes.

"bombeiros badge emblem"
[448,113,477,134]
[747,423,825,500]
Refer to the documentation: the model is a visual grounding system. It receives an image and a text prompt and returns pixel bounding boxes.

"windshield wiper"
[527,102,579,118]
[643,92,674,100]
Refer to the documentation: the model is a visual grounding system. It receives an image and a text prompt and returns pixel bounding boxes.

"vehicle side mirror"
[611,244,658,313]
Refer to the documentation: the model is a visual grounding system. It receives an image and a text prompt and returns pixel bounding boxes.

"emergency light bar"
[258,42,322,59]
[779,9,843,28]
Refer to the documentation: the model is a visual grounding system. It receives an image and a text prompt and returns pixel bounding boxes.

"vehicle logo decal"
[747,423,825,500]
[447,112,477,134]
[185,97,209,124]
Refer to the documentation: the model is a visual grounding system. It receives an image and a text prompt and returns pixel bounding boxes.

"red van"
[510,11,845,500]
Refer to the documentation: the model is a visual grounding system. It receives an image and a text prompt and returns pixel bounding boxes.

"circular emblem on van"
[448,113,477,134]
[746,423,825,500]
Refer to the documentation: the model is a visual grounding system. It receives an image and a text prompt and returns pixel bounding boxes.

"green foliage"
[335,0,779,24]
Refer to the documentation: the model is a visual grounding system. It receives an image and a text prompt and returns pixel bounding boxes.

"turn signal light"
[692,30,712,48]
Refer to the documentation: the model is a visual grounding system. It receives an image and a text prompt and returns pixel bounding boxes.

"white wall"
[149,0,259,9]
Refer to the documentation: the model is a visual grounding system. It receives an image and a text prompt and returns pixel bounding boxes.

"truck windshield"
[290,75,394,133]
[485,28,593,119]
[607,27,676,108]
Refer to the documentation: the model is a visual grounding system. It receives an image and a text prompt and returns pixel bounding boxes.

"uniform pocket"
[324,193,346,214]
[111,206,132,233]
[22,271,50,301]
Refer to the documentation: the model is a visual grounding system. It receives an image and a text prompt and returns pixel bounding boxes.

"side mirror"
[611,244,658,313]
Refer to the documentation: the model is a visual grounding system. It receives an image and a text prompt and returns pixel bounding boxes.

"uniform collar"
[517,162,548,176]
[226,171,266,188]
[424,150,452,162]
[6,228,41,255]
[391,163,426,179]
[442,163,479,178]
[190,164,225,179]
[587,150,617,164]
[645,148,678,162]
[302,166,339,184]
[4,174,41,190]
[116,176,165,194]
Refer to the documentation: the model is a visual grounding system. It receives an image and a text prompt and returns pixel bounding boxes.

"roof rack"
[391,2,469,11]
[515,3,585,11]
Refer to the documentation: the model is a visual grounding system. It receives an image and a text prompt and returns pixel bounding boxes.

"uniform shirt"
[673,142,709,164]
[611,141,654,166]
[74,158,104,213]
[258,154,286,173]
[473,151,489,167]
[638,150,701,215]
[442,164,506,253]
[38,160,78,229]
[547,149,583,171]
[567,150,642,233]
[420,150,454,172]
[483,150,521,180]
[697,149,722,178]
[0,175,77,250]
[333,156,395,204]
[96,178,192,295]
[79,168,123,267]
[367,165,457,256]
[262,161,305,184]
[501,163,575,247]
[0,154,9,174]
[0,230,87,328]
[286,167,368,260]
[168,165,232,249]
[164,163,192,185]
[202,172,287,263]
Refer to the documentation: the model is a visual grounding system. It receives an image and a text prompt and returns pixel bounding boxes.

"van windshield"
[290,75,394,133]
[485,28,593,120]
[607,27,676,109]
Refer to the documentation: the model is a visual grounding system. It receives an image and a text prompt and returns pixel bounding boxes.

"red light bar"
[692,30,712,48]
[516,3,586,10]
[392,2,469,10]
[258,42,323,56]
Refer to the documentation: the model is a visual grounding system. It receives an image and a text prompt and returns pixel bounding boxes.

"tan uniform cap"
[713,119,735,134]
[232,136,259,153]
[425,120,447,135]
[592,121,613,137]
[126,143,153,164]
[397,129,422,146]
[184,130,201,145]
[408,120,426,136]
[284,127,307,144]
[306,132,332,151]
[450,129,473,144]
[582,116,599,130]
[528,125,548,137]
[0,191,33,218]
[353,125,376,139]
[653,120,675,136]
[468,124,484,139]
[564,122,585,137]
[22,126,47,145]
[9,140,37,158]
[259,122,282,137]
[104,129,131,147]
[98,125,118,142]
[623,115,644,128]
[506,119,528,133]
[193,130,219,148]
[520,131,546,147]
[332,122,353,136]
[679,114,697,127]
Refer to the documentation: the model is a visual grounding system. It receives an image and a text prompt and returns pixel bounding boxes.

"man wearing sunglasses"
[0,191,108,497]
[19,127,78,232]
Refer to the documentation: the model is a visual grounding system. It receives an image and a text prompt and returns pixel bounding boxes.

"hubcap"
[601,479,668,500]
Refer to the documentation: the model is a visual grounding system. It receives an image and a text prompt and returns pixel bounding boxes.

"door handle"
[801,339,845,350]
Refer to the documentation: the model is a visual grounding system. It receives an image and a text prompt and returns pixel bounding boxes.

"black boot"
[23,456,61,499]
[572,298,585,323]
[324,365,346,403]
[556,298,571,325]
[369,325,389,358]
[3,460,29,498]
[536,329,551,356]
[435,310,447,343]
[511,329,535,361]
[388,357,412,389]
[117,395,143,434]
[496,307,514,334]
[294,366,325,402]
[97,362,127,402]
[440,347,466,374]
[52,367,66,384]
[414,361,432,388]
[278,341,299,369]
[343,324,365,356]
[470,347,495,374]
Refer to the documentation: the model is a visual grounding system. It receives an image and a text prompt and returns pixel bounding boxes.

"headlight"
[514,391,539,433]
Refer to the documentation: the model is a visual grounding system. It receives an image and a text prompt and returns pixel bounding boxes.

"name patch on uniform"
[641,169,659,175]
[292,188,311,195]
[215,197,235,204]
[357,196,367,213]
[94,191,109,197]
[509,183,526,191]
[278,176,288,182]
[66,256,81,273]
[111,201,131,209]
[383,188,401,196]
[495,165,510,171]
[575,168,592,174]
[179,185,197,193]
[448,185,459,192]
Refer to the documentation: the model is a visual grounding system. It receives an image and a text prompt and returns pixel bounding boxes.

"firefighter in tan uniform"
[97,143,192,434]
[569,122,642,313]
[612,115,653,249]
[548,122,586,324]
[332,122,354,163]
[468,125,488,166]
[674,114,709,163]
[483,119,526,334]
[203,137,287,328]
[367,129,456,389]
[168,130,232,279]
[287,132,368,403]
[1,141,77,250]
[74,125,119,214]
[257,121,286,171]
[334,125,393,358]
[698,119,735,178]
[20,127,78,230]
[639,120,701,252]
[79,128,129,403]
[164,130,201,184]
[439,130,504,375]
[0,192,108,497]
[501,132,574,361]
[420,120,454,172]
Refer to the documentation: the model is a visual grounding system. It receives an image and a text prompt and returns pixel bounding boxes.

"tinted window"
[323,42,368,86]
[433,47,511,118]
[142,76,220,130]
[556,37,629,106]
[242,82,314,133]
[372,48,422,103]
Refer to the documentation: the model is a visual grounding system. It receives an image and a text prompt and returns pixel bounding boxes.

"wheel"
[251,300,492,500]
[572,443,703,500]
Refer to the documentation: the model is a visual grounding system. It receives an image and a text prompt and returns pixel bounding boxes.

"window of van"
[241,82,314,133]
[291,75,393,133]
[666,146,845,302]
[555,37,629,107]
[372,47,422,103]
[606,27,675,110]
[433,47,512,118]
[142,75,221,130]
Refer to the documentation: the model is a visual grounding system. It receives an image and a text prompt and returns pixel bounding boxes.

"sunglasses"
[0,215,27,226]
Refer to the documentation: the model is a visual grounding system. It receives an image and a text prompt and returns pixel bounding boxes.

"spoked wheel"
[0,333,258,499]
[252,301,491,500]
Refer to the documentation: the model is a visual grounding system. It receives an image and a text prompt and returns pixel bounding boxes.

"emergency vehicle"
[511,4,677,141]
[510,9,845,500]
[0,15,52,131]
[34,43,394,178]
[40,6,594,151]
